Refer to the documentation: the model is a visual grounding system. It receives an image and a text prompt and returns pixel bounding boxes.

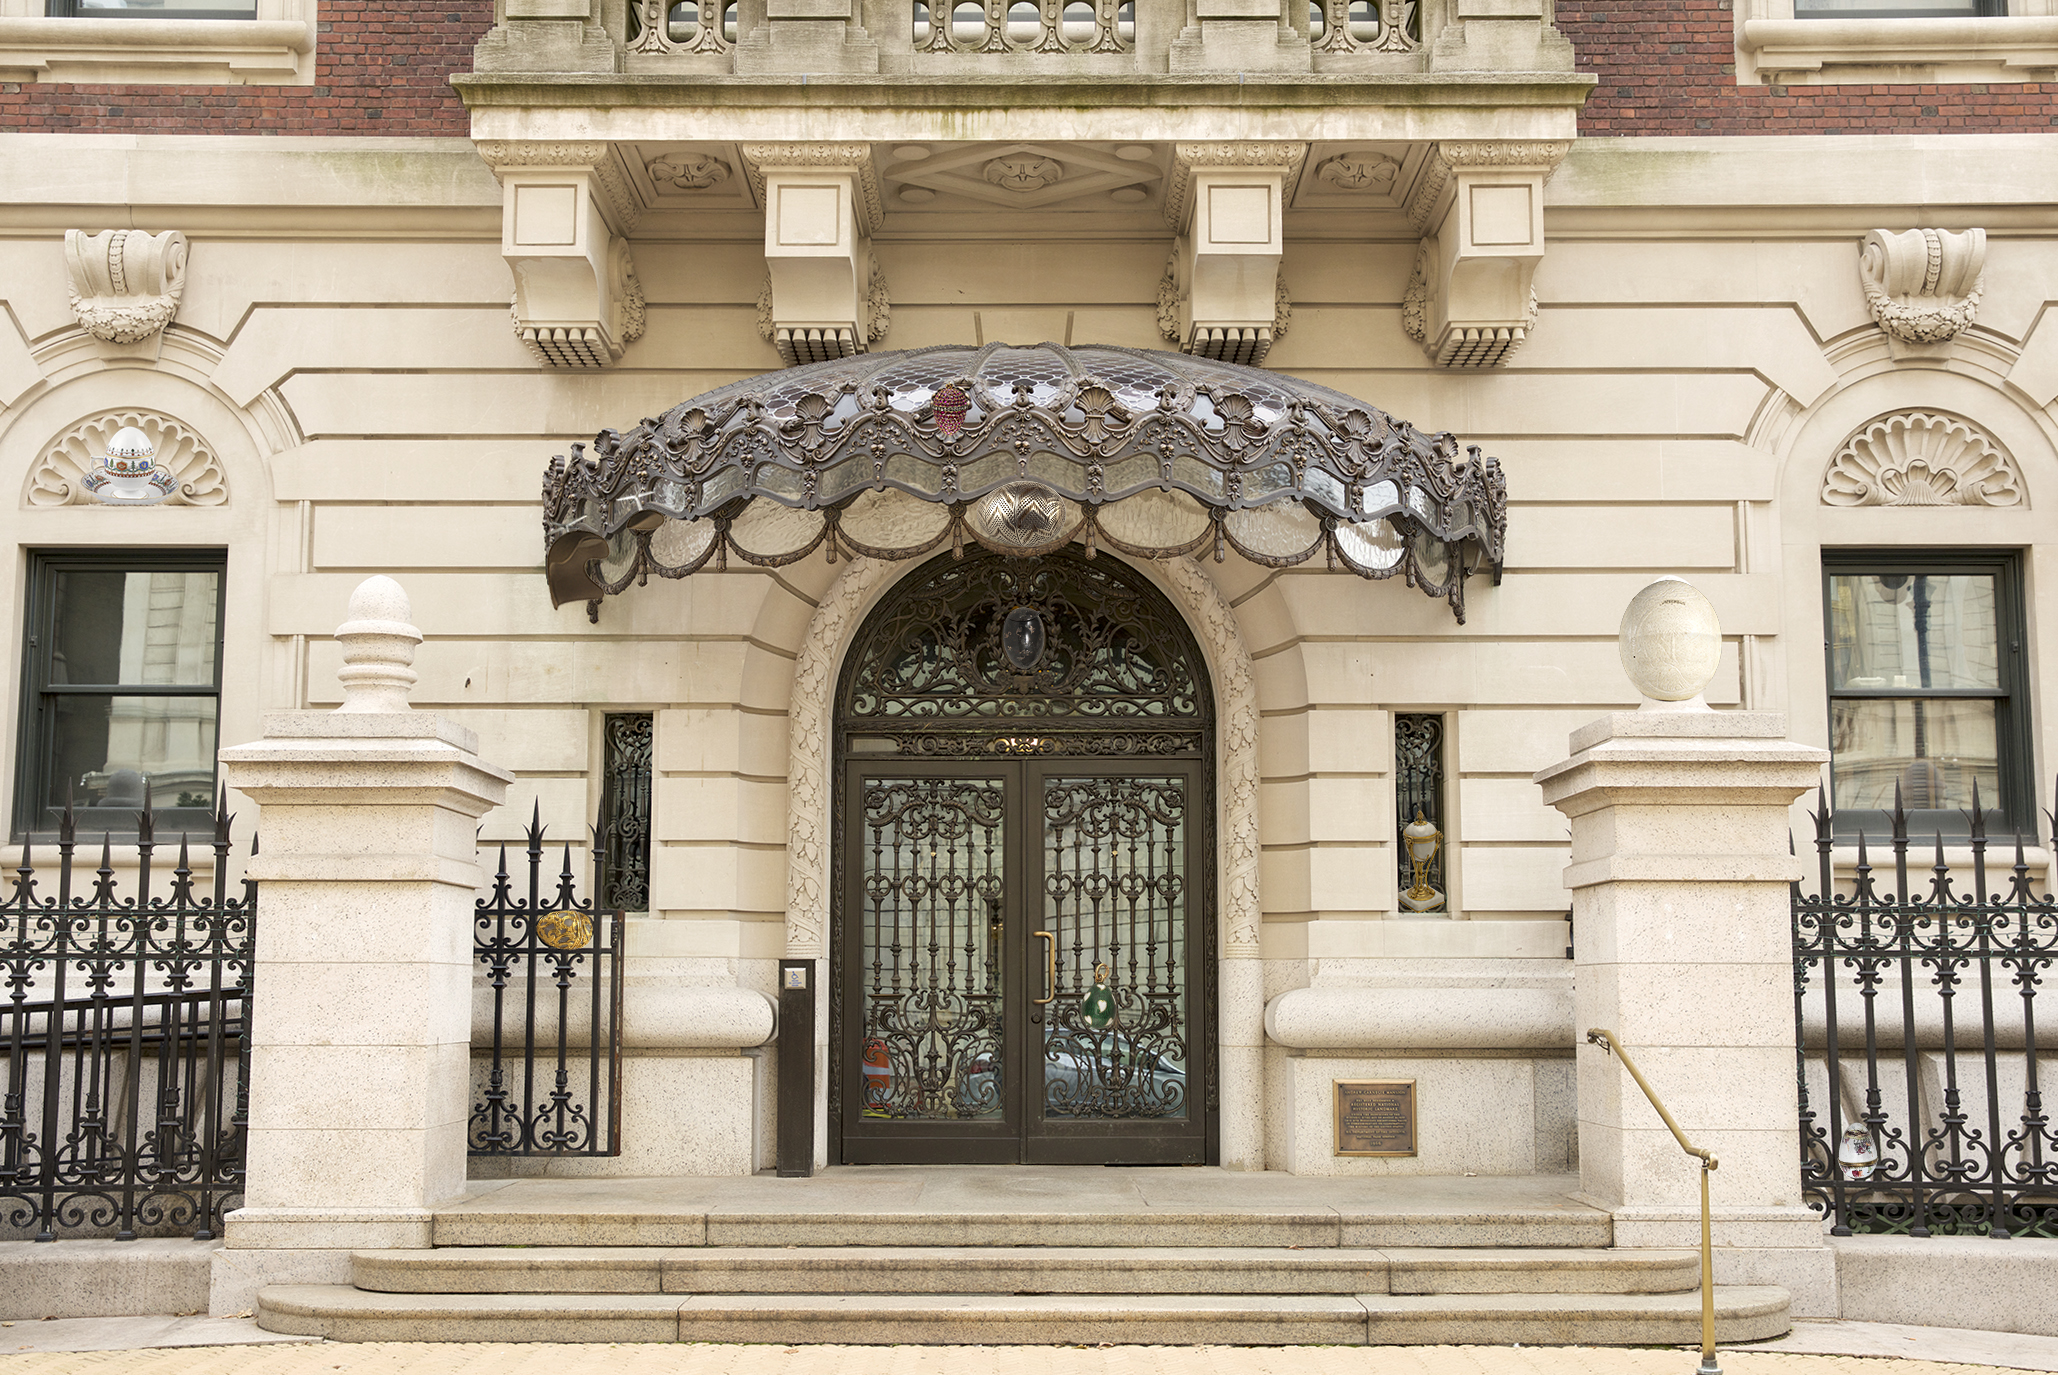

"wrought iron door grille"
[833,550,1216,1164]
[1041,774,1188,1121]
[1793,781,2058,1238]
[856,776,1007,1121]
[470,805,624,1158]
[1,797,253,1241]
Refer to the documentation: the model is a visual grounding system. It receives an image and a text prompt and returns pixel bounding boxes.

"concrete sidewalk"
[4,1322,2058,1374]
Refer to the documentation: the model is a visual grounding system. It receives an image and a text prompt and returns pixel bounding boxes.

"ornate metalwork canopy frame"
[540,343,1508,622]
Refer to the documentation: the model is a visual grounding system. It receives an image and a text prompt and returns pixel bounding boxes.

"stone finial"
[334,575,423,713]
[1860,228,1985,346]
[1619,577,1721,712]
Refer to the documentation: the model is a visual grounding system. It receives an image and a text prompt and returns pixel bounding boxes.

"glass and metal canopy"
[541,343,1508,621]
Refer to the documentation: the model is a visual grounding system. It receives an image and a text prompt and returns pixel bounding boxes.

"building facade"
[0,0,2052,1226]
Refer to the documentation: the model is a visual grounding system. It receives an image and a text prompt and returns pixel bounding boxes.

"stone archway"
[782,547,1264,1169]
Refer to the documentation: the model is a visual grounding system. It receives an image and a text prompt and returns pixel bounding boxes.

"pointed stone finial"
[334,575,423,713]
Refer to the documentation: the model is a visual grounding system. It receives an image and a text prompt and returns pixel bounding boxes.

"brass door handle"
[1035,931,1056,1004]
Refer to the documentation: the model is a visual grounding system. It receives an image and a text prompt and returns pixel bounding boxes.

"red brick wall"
[2,0,2050,136]
[0,1,491,134]
[1559,0,2058,134]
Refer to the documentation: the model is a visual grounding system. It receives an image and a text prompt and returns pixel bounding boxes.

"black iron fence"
[469,804,624,1159]
[1793,782,2058,1238]
[1,799,255,1241]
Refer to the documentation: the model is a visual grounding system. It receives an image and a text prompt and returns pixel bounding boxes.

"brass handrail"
[1587,1028,1721,1375]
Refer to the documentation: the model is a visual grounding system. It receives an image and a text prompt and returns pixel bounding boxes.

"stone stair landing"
[252,1169,1794,1347]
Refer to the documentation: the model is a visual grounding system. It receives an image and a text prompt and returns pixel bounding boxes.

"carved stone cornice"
[740,143,884,232]
[1162,142,1308,230]
[1406,140,1570,234]
[475,140,641,232]
[1433,140,1572,169]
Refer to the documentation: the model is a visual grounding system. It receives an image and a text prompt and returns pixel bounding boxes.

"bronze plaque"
[1333,1078,1417,1157]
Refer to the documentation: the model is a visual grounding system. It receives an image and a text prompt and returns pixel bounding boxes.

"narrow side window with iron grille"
[1,798,255,1241]
[1395,712,1447,914]
[600,712,653,913]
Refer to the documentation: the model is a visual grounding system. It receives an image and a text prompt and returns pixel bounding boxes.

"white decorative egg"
[1618,577,1722,703]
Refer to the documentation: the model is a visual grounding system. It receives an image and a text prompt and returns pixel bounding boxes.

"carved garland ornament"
[1859,227,1986,346]
[65,230,187,345]
[27,411,227,509]
[782,550,1261,958]
[1822,411,2023,508]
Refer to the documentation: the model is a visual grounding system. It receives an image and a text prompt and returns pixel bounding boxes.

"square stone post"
[1534,578,1837,1314]
[210,577,512,1313]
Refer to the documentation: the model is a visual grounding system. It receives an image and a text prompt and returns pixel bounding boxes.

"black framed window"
[45,1,260,18]
[1794,0,2004,16]
[1822,550,2029,839]
[16,550,226,841]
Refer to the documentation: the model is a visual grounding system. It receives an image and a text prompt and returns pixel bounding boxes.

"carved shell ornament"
[1821,412,2023,508]
[26,412,228,509]
[1859,227,1985,345]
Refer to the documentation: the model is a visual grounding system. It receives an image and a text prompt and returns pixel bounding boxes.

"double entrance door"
[838,757,1206,1165]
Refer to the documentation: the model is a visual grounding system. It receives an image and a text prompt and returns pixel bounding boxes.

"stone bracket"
[1860,226,1986,357]
[1402,140,1567,369]
[1159,144,1304,365]
[65,228,186,350]
[480,142,647,369]
[745,145,887,366]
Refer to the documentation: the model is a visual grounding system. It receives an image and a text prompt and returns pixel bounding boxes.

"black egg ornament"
[1002,606,1046,671]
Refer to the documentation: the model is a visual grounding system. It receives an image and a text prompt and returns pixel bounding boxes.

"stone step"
[351,1245,1700,1297]
[428,1207,1611,1250]
[257,1283,1791,1346]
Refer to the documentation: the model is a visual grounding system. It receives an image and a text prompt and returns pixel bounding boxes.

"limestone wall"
[3,131,2055,1172]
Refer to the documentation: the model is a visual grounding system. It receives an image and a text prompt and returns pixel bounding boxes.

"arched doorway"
[830,547,1216,1165]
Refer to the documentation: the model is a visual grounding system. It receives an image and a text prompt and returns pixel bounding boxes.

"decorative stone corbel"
[1860,228,1985,354]
[744,145,888,367]
[1156,144,1305,366]
[65,229,187,345]
[479,142,646,369]
[1401,141,1566,368]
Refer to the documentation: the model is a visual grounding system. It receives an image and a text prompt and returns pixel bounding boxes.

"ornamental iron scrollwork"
[856,776,1009,1122]
[840,550,1208,729]
[1041,774,1190,1121]
[541,343,1506,624]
